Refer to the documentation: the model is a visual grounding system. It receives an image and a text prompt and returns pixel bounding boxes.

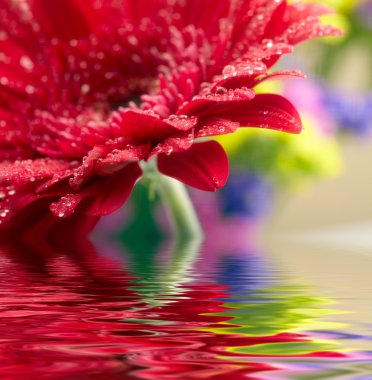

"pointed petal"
[251,70,305,87]
[158,141,229,191]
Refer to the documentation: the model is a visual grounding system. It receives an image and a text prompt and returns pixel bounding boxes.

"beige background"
[263,140,372,351]
[268,139,372,231]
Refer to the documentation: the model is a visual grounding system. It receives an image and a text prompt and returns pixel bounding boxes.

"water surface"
[0,233,371,379]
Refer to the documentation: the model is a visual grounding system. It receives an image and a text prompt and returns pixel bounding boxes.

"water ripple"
[0,236,369,379]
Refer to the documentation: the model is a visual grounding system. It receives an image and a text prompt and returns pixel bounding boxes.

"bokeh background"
[266,0,372,233]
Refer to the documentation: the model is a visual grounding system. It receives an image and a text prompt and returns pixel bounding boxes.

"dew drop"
[25,85,35,94]
[215,86,227,95]
[212,177,220,187]
[20,56,34,71]
[81,84,90,94]
[0,77,9,85]
[165,147,173,155]
[128,35,138,45]
[222,65,237,77]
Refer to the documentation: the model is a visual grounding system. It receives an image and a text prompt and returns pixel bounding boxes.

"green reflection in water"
[204,285,345,356]
[112,210,347,358]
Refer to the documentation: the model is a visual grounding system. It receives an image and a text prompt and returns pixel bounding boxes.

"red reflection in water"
[0,236,344,380]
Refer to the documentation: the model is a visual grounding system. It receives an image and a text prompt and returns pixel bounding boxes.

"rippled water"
[0,232,371,379]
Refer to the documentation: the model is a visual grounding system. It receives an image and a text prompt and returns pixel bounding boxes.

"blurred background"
[266,0,372,234]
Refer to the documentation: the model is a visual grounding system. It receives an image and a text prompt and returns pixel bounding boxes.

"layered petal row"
[0,0,341,231]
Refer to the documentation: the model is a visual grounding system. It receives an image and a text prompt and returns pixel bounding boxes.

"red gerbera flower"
[0,0,339,231]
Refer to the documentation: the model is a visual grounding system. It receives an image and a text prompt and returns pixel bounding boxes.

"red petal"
[251,70,305,87]
[198,94,302,134]
[287,2,336,21]
[158,141,229,191]
[195,118,239,138]
[211,69,304,93]
[49,193,84,218]
[179,87,255,116]
[211,61,266,92]
[30,0,92,40]
[0,158,72,188]
[264,1,287,39]
[112,110,196,144]
[88,163,142,216]
[95,144,149,175]
[150,130,194,157]
[283,4,342,46]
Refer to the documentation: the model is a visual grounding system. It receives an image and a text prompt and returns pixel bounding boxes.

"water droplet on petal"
[0,77,9,85]
[81,84,90,94]
[25,85,35,94]
[215,86,227,95]
[222,65,237,77]
[20,56,34,71]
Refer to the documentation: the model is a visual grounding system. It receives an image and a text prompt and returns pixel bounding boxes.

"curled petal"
[69,147,106,191]
[202,94,302,134]
[88,162,142,216]
[158,141,229,191]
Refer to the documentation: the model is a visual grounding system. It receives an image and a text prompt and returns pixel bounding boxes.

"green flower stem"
[156,174,204,240]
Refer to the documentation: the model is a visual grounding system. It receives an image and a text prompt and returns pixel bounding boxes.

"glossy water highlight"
[0,234,370,379]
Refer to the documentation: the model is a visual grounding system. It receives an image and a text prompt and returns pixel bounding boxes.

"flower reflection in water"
[0,227,368,380]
